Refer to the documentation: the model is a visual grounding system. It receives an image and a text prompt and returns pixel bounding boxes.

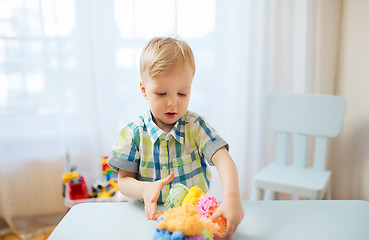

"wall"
[330,0,369,200]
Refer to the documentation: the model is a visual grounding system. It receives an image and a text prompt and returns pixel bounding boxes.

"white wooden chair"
[252,93,346,200]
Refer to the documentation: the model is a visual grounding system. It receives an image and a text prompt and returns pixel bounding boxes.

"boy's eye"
[156,93,166,96]
[178,93,187,96]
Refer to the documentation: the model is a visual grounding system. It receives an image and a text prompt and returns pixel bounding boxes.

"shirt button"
[162,166,167,170]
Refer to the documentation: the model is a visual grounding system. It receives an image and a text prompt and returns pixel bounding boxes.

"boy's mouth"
[165,112,177,119]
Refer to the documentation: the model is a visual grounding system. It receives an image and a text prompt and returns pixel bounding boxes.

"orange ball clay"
[203,216,227,237]
[157,203,207,236]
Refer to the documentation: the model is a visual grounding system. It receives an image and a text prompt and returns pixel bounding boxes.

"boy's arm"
[211,147,244,239]
[118,169,174,220]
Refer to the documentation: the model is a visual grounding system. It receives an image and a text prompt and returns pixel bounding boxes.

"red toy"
[69,176,89,200]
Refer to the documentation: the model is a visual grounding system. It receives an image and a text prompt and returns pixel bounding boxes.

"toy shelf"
[63,156,135,208]
[63,181,135,209]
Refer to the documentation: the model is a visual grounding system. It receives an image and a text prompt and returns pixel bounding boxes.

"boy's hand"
[210,195,244,239]
[143,172,174,220]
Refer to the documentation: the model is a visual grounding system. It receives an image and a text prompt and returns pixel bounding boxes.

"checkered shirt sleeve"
[107,123,140,173]
[195,115,229,166]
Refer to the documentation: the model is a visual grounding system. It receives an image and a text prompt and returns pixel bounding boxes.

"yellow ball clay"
[181,185,205,206]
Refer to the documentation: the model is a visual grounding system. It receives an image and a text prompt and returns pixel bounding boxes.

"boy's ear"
[140,82,147,98]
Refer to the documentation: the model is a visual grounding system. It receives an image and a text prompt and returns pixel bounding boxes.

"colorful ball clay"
[196,195,219,218]
[181,186,205,206]
[183,235,208,240]
[152,218,185,240]
[157,203,207,236]
[205,217,227,237]
[202,230,213,240]
[171,231,186,240]
[153,185,226,240]
[165,184,189,209]
[152,228,171,240]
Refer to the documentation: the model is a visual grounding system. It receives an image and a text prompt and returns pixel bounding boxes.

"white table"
[48,200,369,240]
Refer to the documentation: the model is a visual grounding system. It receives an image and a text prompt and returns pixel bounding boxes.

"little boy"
[107,37,243,239]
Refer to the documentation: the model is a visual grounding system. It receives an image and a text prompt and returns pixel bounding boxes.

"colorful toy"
[153,185,227,239]
[181,186,205,206]
[62,171,78,184]
[97,179,119,198]
[152,228,184,240]
[153,204,212,240]
[164,184,189,209]
[196,195,219,218]
[157,203,207,236]
[62,170,89,200]
[102,156,118,181]
[62,157,123,207]
[153,228,211,240]
[69,176,89,200]
[204,217,227,237]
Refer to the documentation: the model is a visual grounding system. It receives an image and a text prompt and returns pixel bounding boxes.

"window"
[0,0,216,117]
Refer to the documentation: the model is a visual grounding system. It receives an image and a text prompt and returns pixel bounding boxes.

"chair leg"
[265,190,278,200]
[322,188,331,200]
[270,191,278,200]
[252,188,264,200]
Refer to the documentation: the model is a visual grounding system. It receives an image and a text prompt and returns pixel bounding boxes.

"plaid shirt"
[107,110,228,203]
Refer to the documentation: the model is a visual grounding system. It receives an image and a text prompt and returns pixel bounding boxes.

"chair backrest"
[267,93,346,170]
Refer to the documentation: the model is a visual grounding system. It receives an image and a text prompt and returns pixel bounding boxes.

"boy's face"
[140,65,193,133]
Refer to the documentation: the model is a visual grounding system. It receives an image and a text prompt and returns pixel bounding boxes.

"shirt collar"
[170,113,186,144]
[144,110,186,144]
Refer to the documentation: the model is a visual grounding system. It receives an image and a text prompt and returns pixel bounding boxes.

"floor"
[0,232,52,240]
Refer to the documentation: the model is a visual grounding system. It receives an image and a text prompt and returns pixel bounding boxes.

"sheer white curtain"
[0,0,341,237]
[213,0,341,199]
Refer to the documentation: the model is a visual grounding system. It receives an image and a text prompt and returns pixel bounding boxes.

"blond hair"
[140,37,195,80]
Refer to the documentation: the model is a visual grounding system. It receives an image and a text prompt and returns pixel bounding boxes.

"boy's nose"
[167,97,178,107]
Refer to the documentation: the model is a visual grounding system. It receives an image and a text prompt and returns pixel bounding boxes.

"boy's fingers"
[144,204,150,219]
[225,221,236,239]
[145,202,157,220]
[160,172,174,186]
[151,205,157,219]
[210,209,222,222]
[146,173,175,220]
